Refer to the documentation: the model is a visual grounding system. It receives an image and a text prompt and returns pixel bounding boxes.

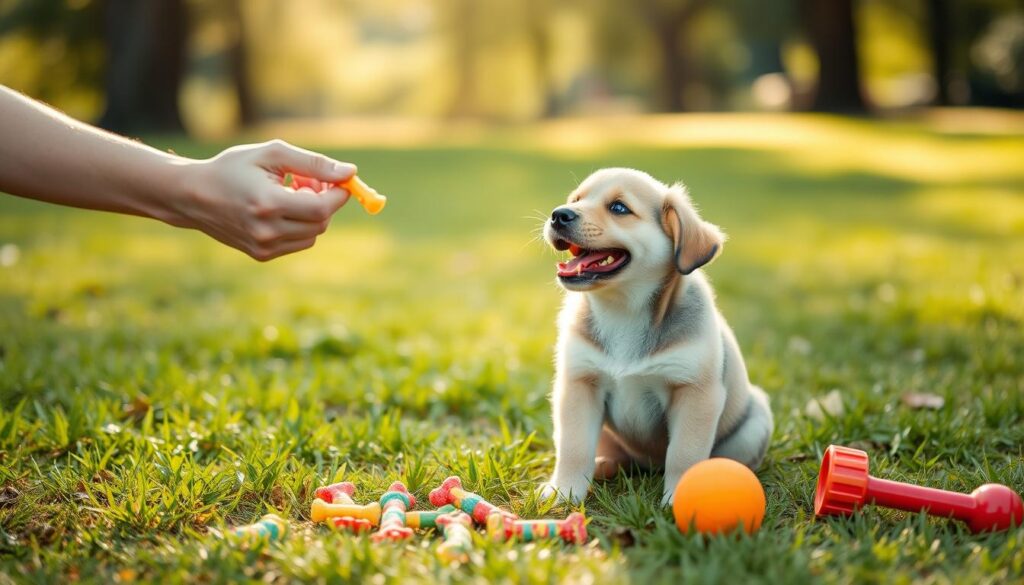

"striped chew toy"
[405,504,457,530]
[435,511,474,564]
[428,476,517,525]
[486,512,588,544]
[228,514,288,546]
[314,481,374,533]
[315,481,356,503]
[371,481,417,542]
[332,503,454,533]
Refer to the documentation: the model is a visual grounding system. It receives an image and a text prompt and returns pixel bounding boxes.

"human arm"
[0,85,355,261]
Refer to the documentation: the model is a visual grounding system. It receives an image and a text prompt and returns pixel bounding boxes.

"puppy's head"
[543,168,724,293]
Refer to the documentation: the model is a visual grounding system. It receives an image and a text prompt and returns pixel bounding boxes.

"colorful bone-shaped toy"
[405,504,457,530]
[371,481,417,542]
[815,444,1024,533]
[228,513,288,546]
[435,511,474,564]
[486,512,588,544]
[329,515,375,533]
[428,476,517,525]
[283,173,387,215]
[313,481,374,533]
[315,481,356,503]
[310,498,381,525]
[330,503,455,532]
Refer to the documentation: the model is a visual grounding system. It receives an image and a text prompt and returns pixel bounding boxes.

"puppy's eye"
[609,201,631,215]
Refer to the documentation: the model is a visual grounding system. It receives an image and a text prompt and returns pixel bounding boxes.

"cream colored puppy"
[539,168,773,506]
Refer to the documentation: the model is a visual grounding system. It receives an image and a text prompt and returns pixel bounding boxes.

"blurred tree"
[525,0,558,117]
[227,0,257,126]
[190,0,258,127]
[592,0,711,112]
[0,0,105,108]
[639,0,710,111]
[926,0,952,105]
[968,6,1024,107]
[441,0,479,117]
[731,0,794,78]
[919,0,1022,107]
[729,0,797,109]
[99,0,188,133]
[799,0,866,112]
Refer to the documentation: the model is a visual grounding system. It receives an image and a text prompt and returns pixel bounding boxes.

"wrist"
[140,155,205,228]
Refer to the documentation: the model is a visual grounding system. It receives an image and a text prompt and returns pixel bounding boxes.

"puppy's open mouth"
[554,240,631,281]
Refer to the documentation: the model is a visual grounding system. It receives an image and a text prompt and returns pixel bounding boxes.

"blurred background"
[1,7,1023,581]
[1,0,1022,137]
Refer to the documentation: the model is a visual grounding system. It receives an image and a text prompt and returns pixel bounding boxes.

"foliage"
[1,115,1024,583]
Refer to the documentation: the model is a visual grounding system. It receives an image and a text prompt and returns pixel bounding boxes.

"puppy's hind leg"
[710,385,773,470]
[594,426,632,481]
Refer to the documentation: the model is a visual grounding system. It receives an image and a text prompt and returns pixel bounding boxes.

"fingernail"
[333,162,356,177]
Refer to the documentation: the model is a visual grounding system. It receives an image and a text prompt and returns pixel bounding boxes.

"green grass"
[2,114,1024,584]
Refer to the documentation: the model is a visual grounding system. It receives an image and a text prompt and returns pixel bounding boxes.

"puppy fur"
[539,168,773,505]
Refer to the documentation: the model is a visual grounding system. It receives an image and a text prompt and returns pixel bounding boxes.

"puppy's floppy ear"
[660,184,725,275]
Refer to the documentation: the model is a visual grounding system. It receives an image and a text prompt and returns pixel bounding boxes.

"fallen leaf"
[92,470,115,483]
[901,392,945,410]
[805,389,844,421]
[787,336,812,355]
[848,440,885,452]
[121,395,151,421]
[609,526,636,548]
[0,486,19,507]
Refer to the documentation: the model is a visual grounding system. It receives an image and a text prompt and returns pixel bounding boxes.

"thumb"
[260,140,356,183]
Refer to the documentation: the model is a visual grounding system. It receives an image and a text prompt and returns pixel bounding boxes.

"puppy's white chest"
[603,370,670,445]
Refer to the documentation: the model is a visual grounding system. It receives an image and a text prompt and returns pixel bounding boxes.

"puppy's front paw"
[537,482,587,505]
[537,483,560,502]
[660,489,676,507]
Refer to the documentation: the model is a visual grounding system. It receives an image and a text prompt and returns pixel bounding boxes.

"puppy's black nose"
[551,207,578,227]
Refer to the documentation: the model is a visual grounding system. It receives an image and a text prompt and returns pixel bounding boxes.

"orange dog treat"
[343,176,387,215]
[282,173,386,215]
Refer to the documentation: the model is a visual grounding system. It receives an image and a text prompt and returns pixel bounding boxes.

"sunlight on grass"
[530,114,1024,184]
[2,115,1023,584]
[910,188,1024,236]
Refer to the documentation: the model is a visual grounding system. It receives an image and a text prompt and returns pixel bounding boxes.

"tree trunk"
[447,0,477,118]
[639,0,708,113]
[654,22,687,112]
[228,0,257,126]
[926,0,951,105]
[801,0,866,112]
[99,0,187,134]
[526,1,558,118]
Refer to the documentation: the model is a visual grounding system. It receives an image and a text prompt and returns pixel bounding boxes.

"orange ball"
[672,458,766,535]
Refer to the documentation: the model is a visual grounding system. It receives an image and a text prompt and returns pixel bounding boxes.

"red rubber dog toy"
[814,444,1023,533]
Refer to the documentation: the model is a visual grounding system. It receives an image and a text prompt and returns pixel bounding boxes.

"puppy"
[539,168,773,505]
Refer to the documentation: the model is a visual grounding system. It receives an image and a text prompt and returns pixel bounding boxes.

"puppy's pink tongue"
[557,251,609,277]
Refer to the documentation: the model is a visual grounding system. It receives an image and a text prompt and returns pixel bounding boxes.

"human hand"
[170,140,355,261]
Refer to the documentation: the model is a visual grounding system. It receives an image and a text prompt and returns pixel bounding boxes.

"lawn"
[1,114,1023,584]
